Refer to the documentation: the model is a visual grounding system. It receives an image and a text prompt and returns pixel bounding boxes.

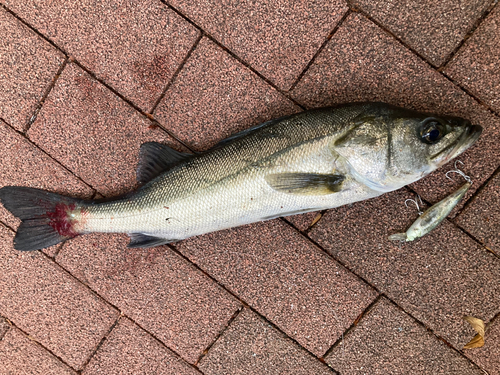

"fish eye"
[420,119,444,144]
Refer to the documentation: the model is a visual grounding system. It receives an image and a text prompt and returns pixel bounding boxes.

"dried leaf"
[310,213,323,227]
[463,316,485,349]
[463,334,485,349]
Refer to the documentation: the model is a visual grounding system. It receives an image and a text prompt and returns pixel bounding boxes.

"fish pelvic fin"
[0,186,84,251]
[128,233,174,248]
[265,173,345,195]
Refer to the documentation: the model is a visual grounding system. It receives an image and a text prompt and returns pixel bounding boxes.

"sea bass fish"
[0,102,482,251]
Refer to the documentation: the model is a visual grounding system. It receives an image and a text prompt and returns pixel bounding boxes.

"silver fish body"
[0,102,482,250]
[389,181,471,242]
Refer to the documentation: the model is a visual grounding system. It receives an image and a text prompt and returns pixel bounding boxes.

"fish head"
[333,103,482,192]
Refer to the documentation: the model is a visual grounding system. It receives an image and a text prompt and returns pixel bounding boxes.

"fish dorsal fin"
[128,233,174,248]
[137,142,192,184]
[265,173,345,195]
[213,114,293,149]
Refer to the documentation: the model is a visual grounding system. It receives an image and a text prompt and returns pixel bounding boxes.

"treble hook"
[404,195,423,215]
[445,160,472,184]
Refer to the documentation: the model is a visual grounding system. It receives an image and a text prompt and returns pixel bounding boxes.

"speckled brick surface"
[0,327,76,375]
[0,7,64,131]
[309,188,500,350]
[464,313,500,375]
[155,37,299,151]
[349,0,491,67]
[0,224,119,370]
[167,0,347,89]
[4,0,199,112]
[0,119,93,257]
[56,233,241,364]
[445,4,500,114]
[28,63,183,196]
[176,219,378,357]
[326,298,482,375]
[291,13,500,215]
[199,308,333,375]
[456,171,500,254]
[83,317,201,375]
[284,211,321,232]
[0,317,9,340]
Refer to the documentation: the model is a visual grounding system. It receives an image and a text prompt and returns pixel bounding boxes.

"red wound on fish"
[47,203,80,238]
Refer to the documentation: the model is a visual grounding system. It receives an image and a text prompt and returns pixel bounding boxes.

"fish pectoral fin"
[137,142,193,184]
[265,173,345,195]
[128,233,174,248]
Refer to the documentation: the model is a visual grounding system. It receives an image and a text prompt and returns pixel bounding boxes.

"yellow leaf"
[463,316,485,349]
[310,213,323,227]
[463,334,484,349]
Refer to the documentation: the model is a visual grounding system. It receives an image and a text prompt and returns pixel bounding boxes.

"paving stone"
[154,37,300,151]
[455,171,500,254]
[56,233,241,364]
[349,0,491,67]
[176,219,378,357]
[0,326,76,375]
[0,317,10,340]
[309,188,500,350]
[284,211,321,232]
[445,5,500,115]
[167,0,347,90]
[0,7,64,132]
[0,224,119,370]
[83,317,201,375]
[0,119,93,257]
[199,308,333,375]
[4,0,199,112]
[464,313,500,375]
[326,297,482,375]
[291,13,500,216]
[28,63,184,196]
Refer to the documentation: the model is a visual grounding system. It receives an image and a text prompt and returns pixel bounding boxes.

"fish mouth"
[431,123,482,165]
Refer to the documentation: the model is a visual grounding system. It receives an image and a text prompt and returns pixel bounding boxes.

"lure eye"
[420,120,444,144]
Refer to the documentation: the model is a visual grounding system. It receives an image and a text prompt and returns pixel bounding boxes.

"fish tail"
[0,186,84,251]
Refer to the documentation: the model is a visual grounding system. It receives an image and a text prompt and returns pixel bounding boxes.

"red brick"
[309,188,500,350]
[176,219,377,357]
[154,38,299,151]
[0,317,9,340]
[326,298,482,375]
[27,63,185,196]
[199,308,333,375]
[56,233,241,364]
[0,120,93,257]
[0,327,76,375]
[4,0,199,112]
[291,13,500,216]
[166,0,347,89]
[445,5,500,114]
[284,211,322,232]
[0,224,119,370]
[83,317,201,375]
[455,171,500,254]
[0,7,64,131]
[349,0,491,67]
[464,313,500,375]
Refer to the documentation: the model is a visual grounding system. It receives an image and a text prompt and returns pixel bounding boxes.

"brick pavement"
[0,0,499,373]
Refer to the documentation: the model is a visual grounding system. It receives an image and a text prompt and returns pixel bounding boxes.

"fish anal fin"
[128,233,173,248]
[265,173,345,195]
[137,142,192,184]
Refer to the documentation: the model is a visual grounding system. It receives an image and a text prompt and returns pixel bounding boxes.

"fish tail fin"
[0,186,84,251]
